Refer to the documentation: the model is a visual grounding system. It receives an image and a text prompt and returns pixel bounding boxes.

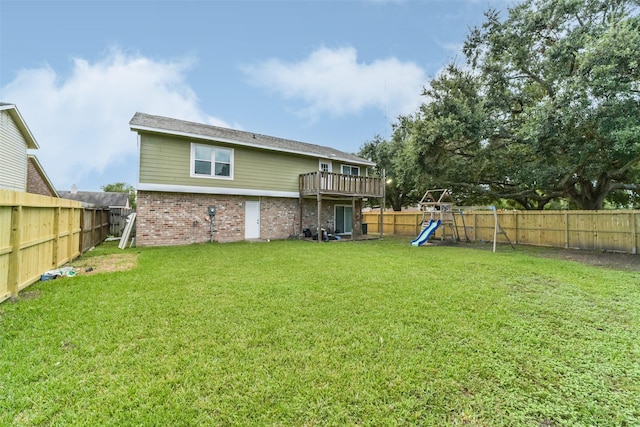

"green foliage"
[1,239,639,425]
[402,0,640,209]
[359,128,424,211]
[101,181,137,209]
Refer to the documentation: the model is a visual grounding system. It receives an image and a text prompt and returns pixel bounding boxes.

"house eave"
[0,103,39,149]
[130,123,375,167]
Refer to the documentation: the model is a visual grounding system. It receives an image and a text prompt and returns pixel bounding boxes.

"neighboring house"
[58,187,131,209]
[27,155,59,197]
[129,112,384,246]
[0,103,58,197]
[58,187,133,238]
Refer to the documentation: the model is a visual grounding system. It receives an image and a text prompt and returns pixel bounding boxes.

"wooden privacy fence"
[0,190,109,303]
[80,207,110,253]
[109,207,135,237]
[363,209,640,254]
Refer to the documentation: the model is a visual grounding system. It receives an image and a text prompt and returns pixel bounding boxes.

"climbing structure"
[415,189,514,252]
[417,189,457,242]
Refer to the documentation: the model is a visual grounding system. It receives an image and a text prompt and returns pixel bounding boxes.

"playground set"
[411,189,513,252]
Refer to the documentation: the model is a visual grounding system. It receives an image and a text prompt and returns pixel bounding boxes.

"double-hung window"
[192,143,233,179]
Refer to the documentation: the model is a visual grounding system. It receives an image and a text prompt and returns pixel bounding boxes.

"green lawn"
[1,238,639,426]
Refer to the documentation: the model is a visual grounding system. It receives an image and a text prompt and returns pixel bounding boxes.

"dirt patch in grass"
[17,290,41,300]
[450,241,640,272]
[70,253,138,275]
[526,247,640,272]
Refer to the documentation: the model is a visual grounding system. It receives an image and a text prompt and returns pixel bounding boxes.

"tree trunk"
[567,179,611,210]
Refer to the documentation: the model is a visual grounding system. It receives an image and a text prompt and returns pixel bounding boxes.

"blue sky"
[1,0,514,192]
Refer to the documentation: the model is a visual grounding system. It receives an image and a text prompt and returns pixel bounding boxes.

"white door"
[320,161,332,191]
[245,200,260,239]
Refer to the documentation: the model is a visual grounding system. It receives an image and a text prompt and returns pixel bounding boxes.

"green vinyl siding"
[139,134,319,192]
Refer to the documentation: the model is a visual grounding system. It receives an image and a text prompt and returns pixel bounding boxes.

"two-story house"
[0,103,58,197]
[129,112,384,246]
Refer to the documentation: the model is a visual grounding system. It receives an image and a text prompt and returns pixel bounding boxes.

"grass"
[1,238,639,426]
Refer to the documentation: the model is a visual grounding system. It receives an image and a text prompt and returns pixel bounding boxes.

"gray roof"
[129,112,374,166]
[58,191,129,207]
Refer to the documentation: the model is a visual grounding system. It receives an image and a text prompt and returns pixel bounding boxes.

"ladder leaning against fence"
[118,213,136,249]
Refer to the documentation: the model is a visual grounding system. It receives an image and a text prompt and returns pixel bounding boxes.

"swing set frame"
[417,189,514,252]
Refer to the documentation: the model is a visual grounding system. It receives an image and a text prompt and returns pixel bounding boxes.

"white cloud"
[241,46,426,121]
[1,47,227,191]
[437,41,464,56]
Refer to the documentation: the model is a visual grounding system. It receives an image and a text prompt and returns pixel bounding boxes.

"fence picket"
[1,190,111,302]
[363,209,640,254]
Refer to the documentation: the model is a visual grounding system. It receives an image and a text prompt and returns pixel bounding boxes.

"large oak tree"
[408,0,640,209]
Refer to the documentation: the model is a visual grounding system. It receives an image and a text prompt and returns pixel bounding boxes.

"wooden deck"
[299,172,384,198]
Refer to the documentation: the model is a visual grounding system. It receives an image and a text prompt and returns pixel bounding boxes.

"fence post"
[564,211,569,249]
[593,211,598,250]
[68,207,75,261]
[52,206,60,268]
[8,206,22,299]
[474,212,479,242]
[92,209,97,248]
[79,209,84,253]
[632,211,637,255]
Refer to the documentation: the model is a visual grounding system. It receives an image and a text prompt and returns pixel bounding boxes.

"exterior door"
[245,200,260,239]
[320,160,333,191]
[335,205,353,234]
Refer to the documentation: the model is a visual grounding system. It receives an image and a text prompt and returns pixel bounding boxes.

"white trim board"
[137,182,299,199]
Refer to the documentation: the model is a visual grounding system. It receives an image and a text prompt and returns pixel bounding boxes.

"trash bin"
[361,223,368,234]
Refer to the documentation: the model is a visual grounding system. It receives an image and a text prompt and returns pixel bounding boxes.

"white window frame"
[334,204,354,234]
[319,160,332,173]
[341,164,360,176]
[191,143,234,180]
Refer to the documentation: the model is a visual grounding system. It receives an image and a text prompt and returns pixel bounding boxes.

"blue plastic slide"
[411,219,441,246]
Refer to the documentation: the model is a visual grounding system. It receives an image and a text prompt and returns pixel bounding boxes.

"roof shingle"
[129,112,374,166]
[58,191,129,207]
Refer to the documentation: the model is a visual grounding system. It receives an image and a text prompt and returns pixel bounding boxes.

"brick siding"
[260,197,300,240]
[26,158,56,197]
[300,198,363,236]
[137,191,363,247]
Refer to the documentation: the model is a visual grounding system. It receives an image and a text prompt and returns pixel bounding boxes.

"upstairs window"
[341,165,360,176]
[192,143,233,179]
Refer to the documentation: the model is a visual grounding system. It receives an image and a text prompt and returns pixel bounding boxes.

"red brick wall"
[26,158,56,197]
[300,198,363,236]
[137,191,302,246]
[136,191,363,247]
[260,197,300,240]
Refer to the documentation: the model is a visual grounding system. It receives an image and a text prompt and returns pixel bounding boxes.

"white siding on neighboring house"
[0,109,29,191]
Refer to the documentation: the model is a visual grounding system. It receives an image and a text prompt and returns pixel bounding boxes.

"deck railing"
[299,172,384,197]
